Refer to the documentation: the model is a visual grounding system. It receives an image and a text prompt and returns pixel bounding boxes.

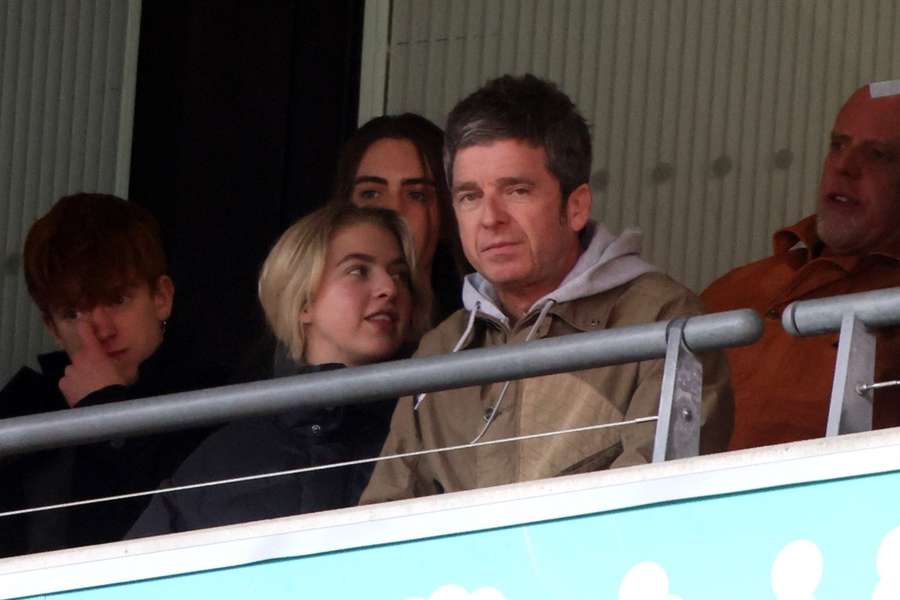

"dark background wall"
[128,0,363,371]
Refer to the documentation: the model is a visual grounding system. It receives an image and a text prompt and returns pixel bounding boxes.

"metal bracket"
[826,312,875,436]
[653,318,703,462]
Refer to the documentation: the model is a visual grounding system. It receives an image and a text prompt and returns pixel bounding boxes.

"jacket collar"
[774,215,900,271]
[461,221,657,328]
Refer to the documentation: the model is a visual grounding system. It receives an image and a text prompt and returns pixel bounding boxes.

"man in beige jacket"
[361,74,733,503]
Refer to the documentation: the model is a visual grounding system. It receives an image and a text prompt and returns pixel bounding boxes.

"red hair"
[24,193,168,316]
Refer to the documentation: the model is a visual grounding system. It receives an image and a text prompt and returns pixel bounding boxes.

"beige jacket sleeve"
[358,395,421,504]
[358,314,471,506]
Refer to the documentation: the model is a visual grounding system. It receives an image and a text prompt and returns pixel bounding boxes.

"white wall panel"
[364,0,900,292]
[0,0,141,386]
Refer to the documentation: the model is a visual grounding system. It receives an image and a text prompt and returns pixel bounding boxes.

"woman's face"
[300,221,413,367]
[351,138,441,273]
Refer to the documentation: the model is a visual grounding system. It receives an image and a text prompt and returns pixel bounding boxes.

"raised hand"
[58,319,127,407]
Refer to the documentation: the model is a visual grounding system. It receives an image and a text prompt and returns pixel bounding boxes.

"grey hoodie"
[462,221,658,326]
[417,221,659,441]
[361,221,734,503]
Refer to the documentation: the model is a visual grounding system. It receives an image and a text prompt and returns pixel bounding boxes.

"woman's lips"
[365,311,398,333]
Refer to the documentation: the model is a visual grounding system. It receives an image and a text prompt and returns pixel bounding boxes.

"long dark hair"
[332,114,468,321]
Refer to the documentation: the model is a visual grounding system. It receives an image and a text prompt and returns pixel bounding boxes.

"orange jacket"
[701,215,900,450]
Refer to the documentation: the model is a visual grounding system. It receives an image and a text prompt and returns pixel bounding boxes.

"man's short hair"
[444,73,592,201]
[24,193,168,318]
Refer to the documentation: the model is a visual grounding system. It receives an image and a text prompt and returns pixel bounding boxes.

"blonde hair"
[258,204,430,362]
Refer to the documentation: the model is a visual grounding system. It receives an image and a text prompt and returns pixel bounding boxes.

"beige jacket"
[361,225,733,503]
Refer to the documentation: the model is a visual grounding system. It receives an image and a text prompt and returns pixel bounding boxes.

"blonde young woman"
[129,204,426,537]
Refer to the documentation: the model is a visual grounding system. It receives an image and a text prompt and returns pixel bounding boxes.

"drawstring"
[470,300,555,444]
[414,301,481,410]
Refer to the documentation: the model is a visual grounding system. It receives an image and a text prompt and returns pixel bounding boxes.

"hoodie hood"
[415,221,658,434]
[461,221,657,327]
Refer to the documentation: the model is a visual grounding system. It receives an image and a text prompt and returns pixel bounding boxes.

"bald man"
[702,80,900,450]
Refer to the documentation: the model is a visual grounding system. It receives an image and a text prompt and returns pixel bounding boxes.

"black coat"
[127,357,396,539]
[0,341,226,557]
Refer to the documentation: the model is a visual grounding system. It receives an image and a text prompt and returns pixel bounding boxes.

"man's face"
[816,88,900,255]
[452,139,590,313]
[46,277,174,384]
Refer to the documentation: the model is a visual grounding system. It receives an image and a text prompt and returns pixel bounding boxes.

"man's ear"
[565,183,592,232]
[152,275,175,321]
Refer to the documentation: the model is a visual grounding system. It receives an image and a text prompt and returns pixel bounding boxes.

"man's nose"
[87,306,117,340]
[835,145,863,178]
[479,191,508,227]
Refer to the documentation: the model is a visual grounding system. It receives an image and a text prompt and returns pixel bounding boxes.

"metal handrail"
[782,286,900,337]
[780,286,900,437]
[0,309,761,457]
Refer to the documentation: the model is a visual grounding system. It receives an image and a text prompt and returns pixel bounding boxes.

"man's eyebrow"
[831,131,900,148]
[353,175,388,186]
[451,181,480,194]
[337,253,376,266]
[496,176,535,187]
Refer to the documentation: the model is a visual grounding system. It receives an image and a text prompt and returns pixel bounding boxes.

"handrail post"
[780,287,900,438]
[827,312,875,436]
[652,318,702,462]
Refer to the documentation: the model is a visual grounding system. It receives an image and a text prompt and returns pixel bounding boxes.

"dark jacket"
[127,357,396,539]
[0,340,225,557]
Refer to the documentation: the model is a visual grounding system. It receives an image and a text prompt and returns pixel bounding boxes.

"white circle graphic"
[771,540,822,600]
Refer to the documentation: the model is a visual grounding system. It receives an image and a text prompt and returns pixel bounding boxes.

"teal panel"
[33,469,900,600]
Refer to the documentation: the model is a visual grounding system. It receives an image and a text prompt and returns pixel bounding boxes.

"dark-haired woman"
[332,113,467,323]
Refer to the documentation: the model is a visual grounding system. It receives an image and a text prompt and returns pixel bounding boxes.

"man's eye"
[114,294,130,306]
[61,308,80,321]
[454,192,479,208]
[869,148,894,162]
